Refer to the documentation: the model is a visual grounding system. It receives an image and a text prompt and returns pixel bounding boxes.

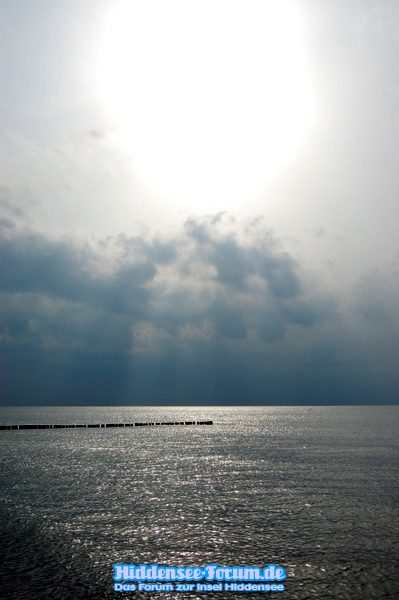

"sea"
[0,406,398,600]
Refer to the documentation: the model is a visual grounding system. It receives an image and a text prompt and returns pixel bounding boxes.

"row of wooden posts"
[0,421,213,430]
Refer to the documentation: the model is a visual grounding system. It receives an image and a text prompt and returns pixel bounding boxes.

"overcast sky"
[1,0,398,405]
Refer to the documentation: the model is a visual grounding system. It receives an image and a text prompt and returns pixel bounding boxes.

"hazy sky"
[1,0,398,405]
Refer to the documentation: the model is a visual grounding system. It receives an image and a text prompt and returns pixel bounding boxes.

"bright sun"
[95,0,312,211]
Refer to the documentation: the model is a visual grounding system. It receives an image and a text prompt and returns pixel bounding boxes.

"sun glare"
[95,0,312,210]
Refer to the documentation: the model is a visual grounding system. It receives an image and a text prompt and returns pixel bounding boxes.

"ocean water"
[0,406,398,600]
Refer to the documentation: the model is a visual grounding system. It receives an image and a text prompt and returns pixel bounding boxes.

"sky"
[1,0,398,406]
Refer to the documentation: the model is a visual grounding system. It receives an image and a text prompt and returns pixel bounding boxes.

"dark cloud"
[1,215,398,405]
[0,218,15,229]
[0,229,155,317]
[281,301,316,327]
[258,254,301,299]
[257,312,286,344]
[210,300,247,340]
[212,237,251,291]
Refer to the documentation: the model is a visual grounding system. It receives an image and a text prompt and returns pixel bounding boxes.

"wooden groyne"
[0,421,213,430]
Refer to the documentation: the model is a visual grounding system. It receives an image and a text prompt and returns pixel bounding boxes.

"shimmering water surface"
[1,406,398,599]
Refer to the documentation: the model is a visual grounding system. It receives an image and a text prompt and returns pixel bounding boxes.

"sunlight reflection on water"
[1,406,398,599]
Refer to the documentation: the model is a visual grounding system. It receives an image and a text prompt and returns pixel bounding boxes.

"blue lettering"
[113,562,286,584]
[146,564,158,580]
[193,567,204,580]
[276,567,286,580]
[205,564,217,580]
[135,565,147,580]
[232,567,245,580]
[113,564,135,581]
[165,567,176,580]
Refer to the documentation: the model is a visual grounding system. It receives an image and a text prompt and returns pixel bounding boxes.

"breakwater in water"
[0,420,213,430]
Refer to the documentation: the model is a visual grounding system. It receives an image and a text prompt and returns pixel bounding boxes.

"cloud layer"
[1,214,398,405]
